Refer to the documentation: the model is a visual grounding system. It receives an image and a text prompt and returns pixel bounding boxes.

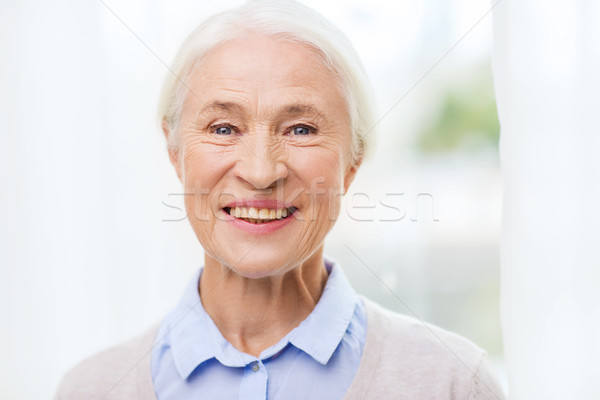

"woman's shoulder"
[355,296,505,399]
[54,323,159,400]
[362,296,486,359]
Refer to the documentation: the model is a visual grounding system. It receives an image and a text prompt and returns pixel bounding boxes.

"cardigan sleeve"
[54,324,159,400]
[469,354,506,400]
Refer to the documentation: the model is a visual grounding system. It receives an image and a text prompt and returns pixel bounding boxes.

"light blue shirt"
[150,258,367,400]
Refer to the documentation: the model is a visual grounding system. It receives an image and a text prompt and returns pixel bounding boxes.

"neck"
[199,247,329,357]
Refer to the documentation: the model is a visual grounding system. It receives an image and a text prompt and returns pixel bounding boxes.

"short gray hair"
[157,0,376,163]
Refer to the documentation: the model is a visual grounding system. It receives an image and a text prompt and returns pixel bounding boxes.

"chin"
[210,245,302,279]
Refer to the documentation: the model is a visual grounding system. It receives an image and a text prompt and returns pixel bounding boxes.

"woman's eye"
[291,125,313,135]
[213,125,233,135]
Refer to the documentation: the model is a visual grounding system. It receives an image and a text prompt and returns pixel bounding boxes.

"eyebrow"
[199,101,244,115]
[281,104,329,122]
[198,101,332,125]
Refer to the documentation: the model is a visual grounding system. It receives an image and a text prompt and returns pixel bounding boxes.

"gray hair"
[157,0,376,163]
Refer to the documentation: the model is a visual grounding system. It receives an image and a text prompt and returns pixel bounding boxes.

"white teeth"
[227,206,294,222]
[258,208,270,219]
[248,207,258,219]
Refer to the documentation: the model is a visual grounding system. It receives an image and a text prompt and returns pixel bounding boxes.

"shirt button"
[250,361,260,372]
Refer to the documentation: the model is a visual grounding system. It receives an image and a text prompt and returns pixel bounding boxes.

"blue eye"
[214,125,232,135]
[292,126,312,135]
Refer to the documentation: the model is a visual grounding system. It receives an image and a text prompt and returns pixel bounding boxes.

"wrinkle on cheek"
[271,139,289,160]
[182,141,235,181]
[180,139,236,242]
[293,207,332,266]
[293,222,314,266]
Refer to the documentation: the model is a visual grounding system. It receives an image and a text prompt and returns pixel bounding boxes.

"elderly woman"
[55,1,505,399]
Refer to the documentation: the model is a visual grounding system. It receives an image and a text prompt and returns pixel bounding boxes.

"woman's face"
[169,33,359,278]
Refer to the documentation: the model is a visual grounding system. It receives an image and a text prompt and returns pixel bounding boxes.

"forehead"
[185,33,348,118]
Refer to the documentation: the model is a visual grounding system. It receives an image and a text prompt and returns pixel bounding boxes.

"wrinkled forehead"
[181,33,348,119]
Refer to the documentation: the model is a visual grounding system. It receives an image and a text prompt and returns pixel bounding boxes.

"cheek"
[181,139,236,186]
[180,142,234,220]
[291,143,346,190]
[288,145,346,223]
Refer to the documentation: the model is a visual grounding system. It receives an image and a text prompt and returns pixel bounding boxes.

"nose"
[233,132,288,190]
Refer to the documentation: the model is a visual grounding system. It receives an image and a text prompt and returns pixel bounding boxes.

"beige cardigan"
[55,297,506,399]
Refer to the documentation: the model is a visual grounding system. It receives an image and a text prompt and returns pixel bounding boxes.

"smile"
[223,206,297,224]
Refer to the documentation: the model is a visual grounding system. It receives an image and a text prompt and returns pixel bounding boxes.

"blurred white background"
[0,0,505,398]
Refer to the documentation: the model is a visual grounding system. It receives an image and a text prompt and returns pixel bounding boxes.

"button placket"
[238,360,268,399]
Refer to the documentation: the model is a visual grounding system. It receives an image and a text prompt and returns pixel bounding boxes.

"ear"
[162,120,183,183]
[343,157,361,195]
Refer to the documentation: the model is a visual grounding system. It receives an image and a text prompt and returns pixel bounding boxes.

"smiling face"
[167,33,359,278]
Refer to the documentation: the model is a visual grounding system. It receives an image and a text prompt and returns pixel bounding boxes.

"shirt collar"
[288,257,358,365]
[168,256,358,379]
